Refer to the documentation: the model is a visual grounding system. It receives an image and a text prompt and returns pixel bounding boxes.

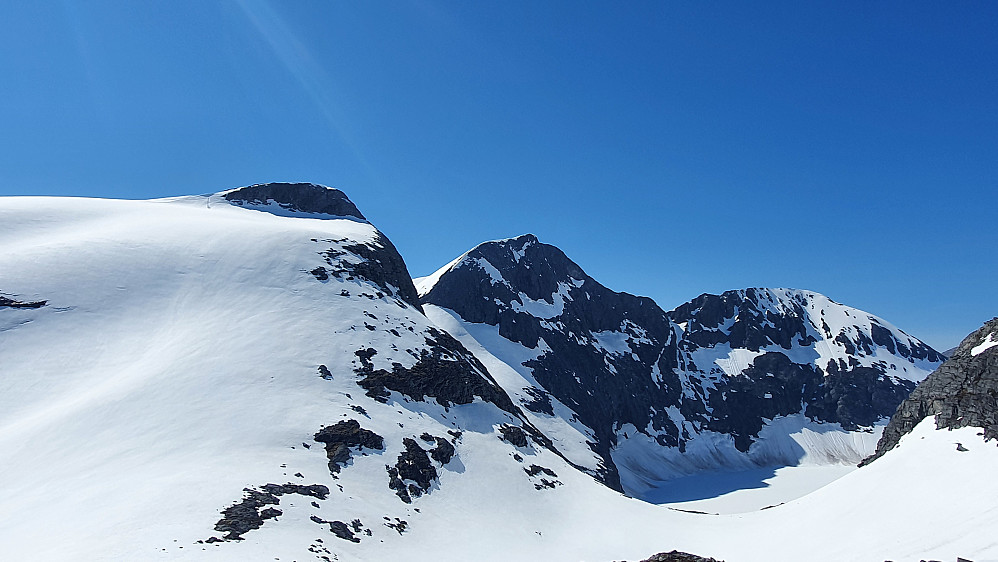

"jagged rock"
[419,433,456,464]
[521,386,555,415]
[429,436,455,464]
[222,182,366,219]
[384,517,408,534]
[499,425,529,448]
[313,420,385,476]
[386,438,437,503]
[863,317,998,465]
[314,232,422,310]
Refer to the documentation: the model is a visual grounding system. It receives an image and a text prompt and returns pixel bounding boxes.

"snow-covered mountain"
[2,184,994,562]
[418,234,945,495]
[0,184,564,560]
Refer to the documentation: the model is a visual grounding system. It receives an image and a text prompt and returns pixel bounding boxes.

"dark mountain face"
[421,235,677,488]
[223,182,367,220]
[671,289,943,364]
[420,235,944,490]
[670,289,937,446]
[862,317,998,466]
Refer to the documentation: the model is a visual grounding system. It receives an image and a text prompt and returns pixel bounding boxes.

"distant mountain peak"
[220,182,367,220]
[423,233,585,289]
[420,236,946,492]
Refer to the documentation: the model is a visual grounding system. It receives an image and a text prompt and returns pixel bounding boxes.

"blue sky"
[1,1,995,349]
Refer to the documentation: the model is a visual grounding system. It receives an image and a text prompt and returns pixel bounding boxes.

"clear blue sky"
[2,1,996,350]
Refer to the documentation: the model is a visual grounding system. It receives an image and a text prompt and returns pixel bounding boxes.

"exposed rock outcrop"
[222,182,366,219]
[386,438,438,503]
[0,295,46,308]
[211,483,330,541]
[313,420,385,476]
[862,317,998,465]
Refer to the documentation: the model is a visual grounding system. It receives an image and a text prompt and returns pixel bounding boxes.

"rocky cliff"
[862,317,998,465]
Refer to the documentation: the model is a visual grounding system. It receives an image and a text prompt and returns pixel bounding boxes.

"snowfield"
[2,193,996,562]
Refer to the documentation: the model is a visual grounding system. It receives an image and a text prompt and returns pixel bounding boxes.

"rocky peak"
[671,287,944,371]
[421,236,946,492]
[420,233,663,335]
[458,234,583,299]
[222,182,366,220]
[862,317,998,466]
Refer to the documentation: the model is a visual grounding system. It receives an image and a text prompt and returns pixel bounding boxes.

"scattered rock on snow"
[211,483,329,541]
[313,420,385,476]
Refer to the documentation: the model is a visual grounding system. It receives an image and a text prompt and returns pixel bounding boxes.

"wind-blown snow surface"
[0,193,534,560]
[2,194,995,562]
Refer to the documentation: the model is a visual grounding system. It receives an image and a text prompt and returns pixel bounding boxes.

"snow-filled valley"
[2,185,996,562]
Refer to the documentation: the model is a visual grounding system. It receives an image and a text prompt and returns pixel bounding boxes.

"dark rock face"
[499,425,529,448]
[222,182,366,220]
[310,516,361,543]
[421,235,676,489]
[863,317,998,466]
[0,295,46,308]
[421,235,943,490]
[638,551,724,562]
[706,353,915,451]
[386,438,438,503]
[211,483,329,541]
[355,328,519,415]
[313,420,385,476]
[429,437,455,464]
[312,232,422,310]
[672,290,931,446]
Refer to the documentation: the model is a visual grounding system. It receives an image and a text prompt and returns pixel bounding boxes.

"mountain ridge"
[419,234,945,494]
[2,185,993,562]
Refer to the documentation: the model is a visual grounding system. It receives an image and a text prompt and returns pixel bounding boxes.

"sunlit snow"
[972,332,998,356]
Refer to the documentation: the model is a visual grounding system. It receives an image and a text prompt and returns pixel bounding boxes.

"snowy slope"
[2,189,992,562]
[0,187,553,560]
